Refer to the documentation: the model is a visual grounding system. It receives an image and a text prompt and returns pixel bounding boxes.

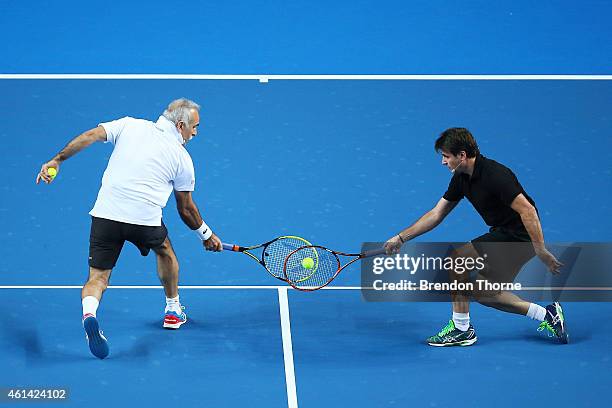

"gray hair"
[162,98,201,126]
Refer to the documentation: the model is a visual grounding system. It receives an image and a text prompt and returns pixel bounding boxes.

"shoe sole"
[83,317,109,359]
[428,337,478,347]
[163,316,187,330]
[554,302,569,344]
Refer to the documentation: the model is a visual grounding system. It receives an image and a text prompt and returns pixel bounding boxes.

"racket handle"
[362,247,387,258]
[222,243,236,251]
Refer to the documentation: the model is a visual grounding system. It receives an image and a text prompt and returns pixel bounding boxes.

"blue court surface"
[2,2,612,406]
[1,78,611,407]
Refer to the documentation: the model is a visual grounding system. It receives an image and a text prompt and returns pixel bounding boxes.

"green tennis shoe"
[427,320,478,347]
[537,302,569,344]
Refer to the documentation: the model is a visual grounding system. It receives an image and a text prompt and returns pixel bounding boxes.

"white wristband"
[195,221,213,241]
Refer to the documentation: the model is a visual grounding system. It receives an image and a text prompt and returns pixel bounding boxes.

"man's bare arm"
[174,191,204,230]
[385,198,459,254]
[36,126,107,184]
[511,193,562,274]
[398,197,459,241]
[174,191,222,251]
[511,194,544,247]
[54,126,107,162]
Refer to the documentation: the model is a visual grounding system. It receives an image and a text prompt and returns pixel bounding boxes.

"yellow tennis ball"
[48,167,57,179]
[301,257,314,269]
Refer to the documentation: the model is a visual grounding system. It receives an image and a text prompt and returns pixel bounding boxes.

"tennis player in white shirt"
[36,98,222,359]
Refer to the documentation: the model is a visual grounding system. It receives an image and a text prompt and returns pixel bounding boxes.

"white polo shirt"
[89,115,195,226]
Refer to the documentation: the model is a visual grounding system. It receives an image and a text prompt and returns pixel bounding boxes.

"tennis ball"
[48,167,57,179]
[301,257,314,269]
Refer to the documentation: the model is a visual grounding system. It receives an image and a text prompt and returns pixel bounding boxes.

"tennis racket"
[222,236,315,281]
[283,245,387,291]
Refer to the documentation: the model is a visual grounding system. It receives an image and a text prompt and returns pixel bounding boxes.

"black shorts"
[470,226,536,283]
[89,217,168,270]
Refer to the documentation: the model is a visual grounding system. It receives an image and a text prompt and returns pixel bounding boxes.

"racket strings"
[263,238,311,278]
[285,247,340,289]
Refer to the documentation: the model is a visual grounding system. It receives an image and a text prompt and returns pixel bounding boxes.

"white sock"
[165,295,181,312]
[526,303,547,322]
[82,296,99,318]
[452,312,470,331]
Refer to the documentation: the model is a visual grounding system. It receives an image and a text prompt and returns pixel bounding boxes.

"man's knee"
[87,267,111,288]
[473,289,503,308]
[154,238,177,259]
[451,243,480,260]
[448,243,480,278]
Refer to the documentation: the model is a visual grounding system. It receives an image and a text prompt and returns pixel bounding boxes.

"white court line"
[0,285,611,290]
[277,287,299,408]
[0,285,283,290]
[0,74,611,80]
[0,285,363,290]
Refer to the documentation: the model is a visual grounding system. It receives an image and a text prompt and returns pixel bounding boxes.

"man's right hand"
[204,233,223,252]
[36,159,61,184]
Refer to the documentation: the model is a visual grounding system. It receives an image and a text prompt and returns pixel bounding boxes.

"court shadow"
[112,339,151,359]
[484,323,590,345]
[109,319,192,359]
[143,317,201,330]
[5,327,91,364]
[521,331,590,345]
[13,328,43,359]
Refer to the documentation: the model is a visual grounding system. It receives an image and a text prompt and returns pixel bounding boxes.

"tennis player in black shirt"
[384,128,568,346]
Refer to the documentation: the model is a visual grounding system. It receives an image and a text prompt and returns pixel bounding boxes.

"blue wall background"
[1,0,611,74]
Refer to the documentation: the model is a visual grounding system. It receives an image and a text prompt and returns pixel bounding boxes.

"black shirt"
[443,154,537,231]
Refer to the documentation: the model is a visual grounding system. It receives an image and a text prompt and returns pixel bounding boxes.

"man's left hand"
[536,247,563,274]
